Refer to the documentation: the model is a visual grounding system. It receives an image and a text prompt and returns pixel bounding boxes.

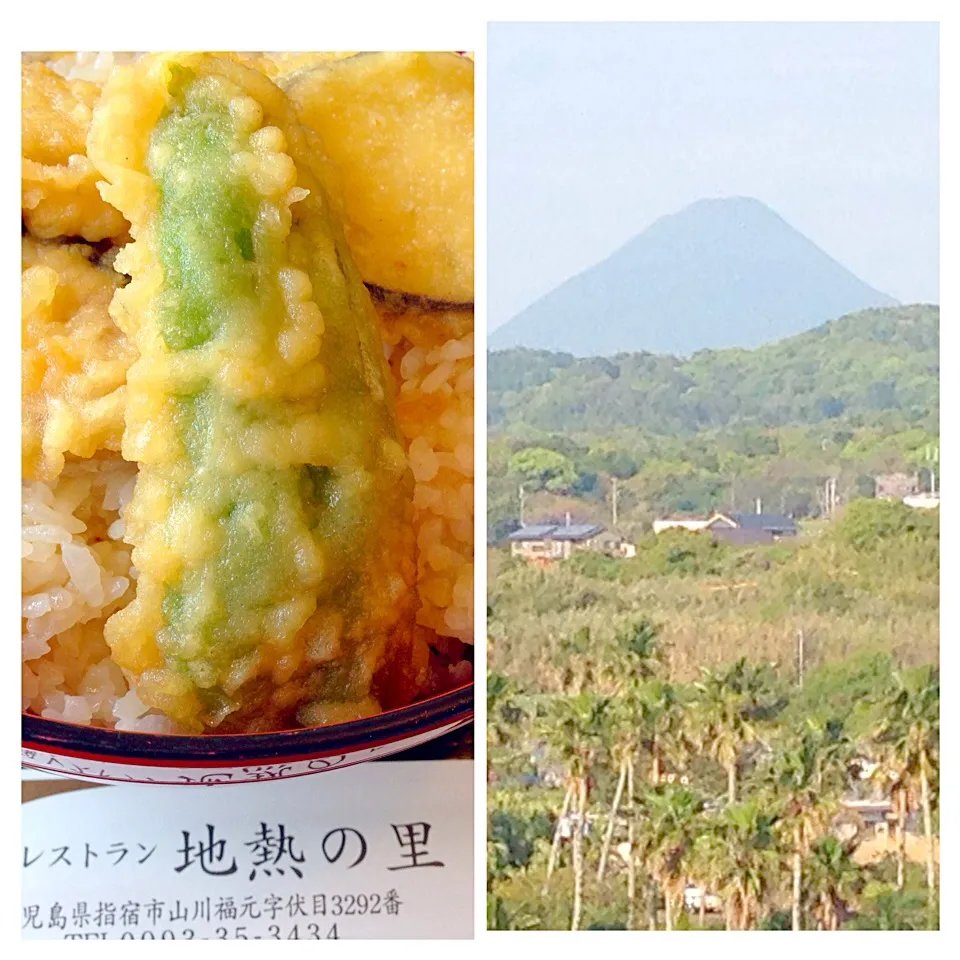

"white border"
[5,3,957,952]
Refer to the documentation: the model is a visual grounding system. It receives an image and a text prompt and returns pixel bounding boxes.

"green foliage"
[836,497,939,550]
[848,865,935,930]
[489,305,939,436]
[487,551,938,929]
[567,552,622,581]
[508,446,579,493]
[487,302,940,932]
[488,806,553,880]
[615,618,663,671]
[783,653,896,740]
[487,305,939,541]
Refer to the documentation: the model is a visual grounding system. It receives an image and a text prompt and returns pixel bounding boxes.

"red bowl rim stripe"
[22,682,473,766]
[21,735,443,785]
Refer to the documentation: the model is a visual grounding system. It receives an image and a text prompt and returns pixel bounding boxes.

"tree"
[765,724,845,930]
[558,626,597,694]
[693,658,774,804]
[508,446,579,493]
[595,694,636,883]
[633,785,705,930]
[837,497,938,550]
[536,691,609,930]
[873,668,939,906]
[805,836,862,930]
[487,670,516,749]
[807,716,855,793]
[613,618,666,678]
[698,799,780,929]
[637,679,688,785]
[595,620,669,889]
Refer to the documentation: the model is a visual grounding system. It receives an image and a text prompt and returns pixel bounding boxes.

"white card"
[22,760,473,940]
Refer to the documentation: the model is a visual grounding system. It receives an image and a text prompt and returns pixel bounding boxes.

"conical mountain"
[489,197,897,356]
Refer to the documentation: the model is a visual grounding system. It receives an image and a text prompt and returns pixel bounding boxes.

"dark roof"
[711,526,775,544]
[506,524,556,541]
[730,512,797,531]
[552,523,605,541]
[507,523,605,542]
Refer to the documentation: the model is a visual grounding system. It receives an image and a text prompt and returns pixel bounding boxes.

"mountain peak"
[490,198,896,356]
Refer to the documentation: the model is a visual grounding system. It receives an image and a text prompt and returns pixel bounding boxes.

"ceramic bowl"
[21,683,472,785]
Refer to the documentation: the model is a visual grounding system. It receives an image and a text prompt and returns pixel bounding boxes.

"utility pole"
[519,484,526,527]
[927,444,939,495]
[823,477,838,518]
[611,476,619,527]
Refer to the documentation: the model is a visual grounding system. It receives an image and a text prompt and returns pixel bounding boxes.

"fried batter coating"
[21,63,128,242]
[21,237,135,481]
[89,54,425,732]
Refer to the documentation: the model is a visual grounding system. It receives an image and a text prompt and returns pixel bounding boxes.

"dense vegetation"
[488,305,939,541]
[487,502,939,930]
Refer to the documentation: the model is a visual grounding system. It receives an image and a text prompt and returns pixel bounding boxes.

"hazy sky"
[488,21,939,330]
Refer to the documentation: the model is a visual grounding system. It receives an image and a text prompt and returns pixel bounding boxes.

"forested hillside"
[488,305,939,540]
[490,305,938,434]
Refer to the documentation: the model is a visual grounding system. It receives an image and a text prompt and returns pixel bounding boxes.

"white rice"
[43,51,141,84]
[21,457,178,732]
[383,318,475,649]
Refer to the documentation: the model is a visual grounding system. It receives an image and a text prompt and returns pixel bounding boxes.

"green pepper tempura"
[90,54,423,732]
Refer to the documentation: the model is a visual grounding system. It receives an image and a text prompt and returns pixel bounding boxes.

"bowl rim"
[22,682,473,765]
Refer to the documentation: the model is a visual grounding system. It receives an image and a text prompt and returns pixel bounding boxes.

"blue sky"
[487,21,939,330]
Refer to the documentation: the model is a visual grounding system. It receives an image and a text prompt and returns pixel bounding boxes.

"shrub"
[836,497,938,550]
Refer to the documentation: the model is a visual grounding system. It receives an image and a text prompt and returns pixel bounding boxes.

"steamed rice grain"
[21,457,177,732]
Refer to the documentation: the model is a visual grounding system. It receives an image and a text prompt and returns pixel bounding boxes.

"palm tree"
[805,835,863,930]
[596,619,668,883]
[487,670,521,753]
[625,755,638,930]
[633,785,704,930]
[874,667,939,905]
[766,721,849,930]
[693,658,773,804]
[558,625,597,694]
[595,695,635,881]
[537,690,609,929]
[638,678,688,785]
[697,799,780,930]
[687,825,726,929]
[615,618,666,679]
[808,715,854,793]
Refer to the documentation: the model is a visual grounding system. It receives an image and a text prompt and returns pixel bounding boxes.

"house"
[652,514,734,534]
[903,492,940,510]
[507,520,606,562]
[653,510,797,544]
[838,799,902,843]
[714,512,798,542]
[876,472,919,500]
[594,529,637,558]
